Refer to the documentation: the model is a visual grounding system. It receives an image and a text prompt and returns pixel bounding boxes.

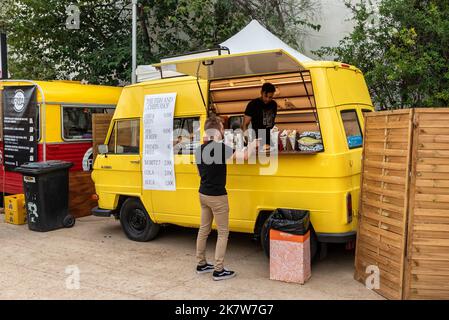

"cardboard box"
[270,229,311,284]
[4,194,27,225]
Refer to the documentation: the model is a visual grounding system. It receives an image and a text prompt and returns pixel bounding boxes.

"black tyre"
[119,198,160,242]
[63,214,76,228]
[260,216,318,261]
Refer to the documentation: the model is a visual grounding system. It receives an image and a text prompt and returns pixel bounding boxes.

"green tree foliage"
[0,0,320,85]
[0,0,133,85]
[316,0,449,109]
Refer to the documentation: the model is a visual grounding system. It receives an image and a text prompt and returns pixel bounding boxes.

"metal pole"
[132,0,138,84]
[0,33,8,79]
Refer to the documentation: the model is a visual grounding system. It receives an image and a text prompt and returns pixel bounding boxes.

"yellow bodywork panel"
[325,67,372,107]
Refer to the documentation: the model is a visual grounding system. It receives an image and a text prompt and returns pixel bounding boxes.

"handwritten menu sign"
[143,93,177,191]
[2,86,38,171]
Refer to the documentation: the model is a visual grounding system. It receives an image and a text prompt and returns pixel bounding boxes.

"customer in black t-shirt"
[195,115,258,281]
[243,82,278,150]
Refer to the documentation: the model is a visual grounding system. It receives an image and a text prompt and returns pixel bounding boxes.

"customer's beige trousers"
[196,193,230,272]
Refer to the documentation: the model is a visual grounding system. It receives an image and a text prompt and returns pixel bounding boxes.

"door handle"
[130,160,140,164]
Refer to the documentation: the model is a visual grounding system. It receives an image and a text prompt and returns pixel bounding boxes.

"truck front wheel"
[119,198,160,242]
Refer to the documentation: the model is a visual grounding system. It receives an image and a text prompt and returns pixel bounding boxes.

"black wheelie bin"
[15,160,75,232]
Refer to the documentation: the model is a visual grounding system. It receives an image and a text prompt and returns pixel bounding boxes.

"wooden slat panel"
[213,96,316,114]
[416,142,449,150]
[366,128,409,137]
[417,121,449,128]
[363,173,406,185]
[355,109,413,300]
[69,171,96,218]
[210,72,311,89]
[210,72,316,114]
[404,108,449,300]
[417,172,449,180]
[408,288,449,300]
[418,149,449,158]
[414,200,449,210]
[415,193,449,203]
[92,113,113,161]
[418,134,449,143]
[417,164,449,173]
[416,179,449,188]
[417,158,449,166]
[363,184,405,199]
[418,127,449,135]
[357,246,402,272]
[358,233,403,259]
[211,82,313,102]
[364,148,408,157]
[367,123,410,130]
[362,211,405,228]
[414,208,449,217]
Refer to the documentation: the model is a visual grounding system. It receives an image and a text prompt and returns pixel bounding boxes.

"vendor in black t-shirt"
[242,82,277,149]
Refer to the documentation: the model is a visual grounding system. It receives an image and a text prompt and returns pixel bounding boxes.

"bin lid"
[15,160,74,175]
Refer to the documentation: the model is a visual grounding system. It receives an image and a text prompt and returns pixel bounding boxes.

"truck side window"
[62,106,115,141]
[173,117,200,155]
[341,110,363,149]
[107,119,140,154]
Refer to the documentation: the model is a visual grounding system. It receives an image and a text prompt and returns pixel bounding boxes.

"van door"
[94,118,142,199]
[151,116,202,224]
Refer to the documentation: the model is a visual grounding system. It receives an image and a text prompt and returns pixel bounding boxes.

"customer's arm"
[230,138,259,162]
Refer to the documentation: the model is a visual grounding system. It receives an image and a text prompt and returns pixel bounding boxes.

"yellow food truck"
[91,49,374,258]
[0,80,122,195]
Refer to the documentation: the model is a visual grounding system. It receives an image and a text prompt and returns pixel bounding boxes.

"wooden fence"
[355,108,449,300]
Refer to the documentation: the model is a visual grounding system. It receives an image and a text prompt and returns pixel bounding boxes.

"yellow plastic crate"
[4,194,27,225]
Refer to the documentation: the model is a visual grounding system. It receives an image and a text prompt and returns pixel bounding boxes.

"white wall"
[303,0,357,59]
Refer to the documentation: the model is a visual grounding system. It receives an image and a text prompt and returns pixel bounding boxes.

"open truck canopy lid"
[152,49,305,80]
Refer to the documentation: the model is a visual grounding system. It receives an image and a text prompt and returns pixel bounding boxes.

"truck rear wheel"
[119,198,160,242]
[260,216,318,261]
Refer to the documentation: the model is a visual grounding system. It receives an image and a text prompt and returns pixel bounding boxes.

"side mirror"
[98,144,108,155]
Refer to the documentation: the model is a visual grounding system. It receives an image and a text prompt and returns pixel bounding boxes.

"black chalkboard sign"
[2,85,38,171]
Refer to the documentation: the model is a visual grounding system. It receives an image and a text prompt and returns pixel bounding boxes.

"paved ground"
[0,214,382,300]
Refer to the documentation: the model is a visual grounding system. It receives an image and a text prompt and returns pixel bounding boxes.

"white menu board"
[143,93,177,191]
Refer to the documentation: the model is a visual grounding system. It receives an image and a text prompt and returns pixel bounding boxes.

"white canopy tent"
[220,20,313,62]
[137,20,313,82]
